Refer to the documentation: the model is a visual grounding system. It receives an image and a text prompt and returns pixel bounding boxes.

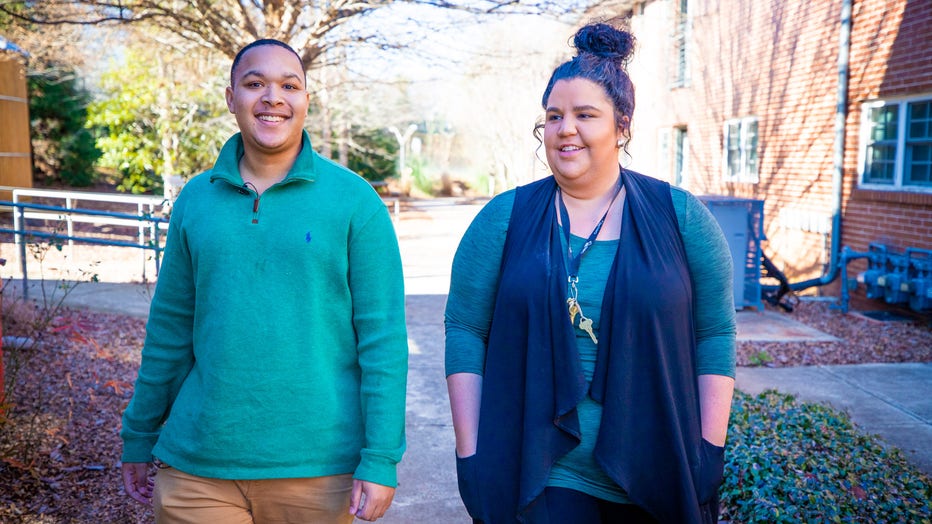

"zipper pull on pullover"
[242,182,260,224]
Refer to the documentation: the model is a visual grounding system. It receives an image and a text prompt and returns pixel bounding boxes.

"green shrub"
[28,69,102,187]
[722,390,931,522]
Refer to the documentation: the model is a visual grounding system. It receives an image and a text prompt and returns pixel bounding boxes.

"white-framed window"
[674,126,689,187]
[722,117,759,183]
[657,126,688,187]
[859,96,932,191]
[671,0,690,88]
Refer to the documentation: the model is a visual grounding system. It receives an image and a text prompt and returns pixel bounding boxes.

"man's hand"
[349,479,395,521]
[121,462,154,504]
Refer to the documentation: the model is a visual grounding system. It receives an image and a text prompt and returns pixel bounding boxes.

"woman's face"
[544,78,625,191]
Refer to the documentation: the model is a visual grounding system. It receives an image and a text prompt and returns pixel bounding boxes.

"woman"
[444,22,736,524]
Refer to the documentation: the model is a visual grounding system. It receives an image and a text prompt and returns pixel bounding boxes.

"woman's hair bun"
[573,23,635,63]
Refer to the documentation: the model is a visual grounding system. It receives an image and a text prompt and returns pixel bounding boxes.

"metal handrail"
[7,187,166,251]
[0,199,168,298]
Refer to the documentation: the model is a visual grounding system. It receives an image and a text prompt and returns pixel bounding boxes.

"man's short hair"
[230,39,306,86]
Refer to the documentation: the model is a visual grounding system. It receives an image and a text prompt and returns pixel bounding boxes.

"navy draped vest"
[464,170,719,523]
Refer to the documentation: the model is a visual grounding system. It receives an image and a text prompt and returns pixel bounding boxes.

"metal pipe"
[763,0,851,293]
[837,246,869,313]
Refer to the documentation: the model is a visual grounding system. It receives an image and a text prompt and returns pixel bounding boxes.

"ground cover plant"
[722,390,931,523]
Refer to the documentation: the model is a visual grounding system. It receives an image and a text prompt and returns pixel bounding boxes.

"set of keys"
[566,296,598,344]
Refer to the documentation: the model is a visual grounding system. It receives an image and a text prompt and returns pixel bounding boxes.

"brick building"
[603,0,931,310]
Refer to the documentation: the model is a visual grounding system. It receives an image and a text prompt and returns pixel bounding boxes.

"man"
[120,39,408,523]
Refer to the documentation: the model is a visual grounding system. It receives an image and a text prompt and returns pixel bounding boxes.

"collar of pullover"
[209,130,317,187]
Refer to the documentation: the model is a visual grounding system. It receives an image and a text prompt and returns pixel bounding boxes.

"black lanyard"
[557,178,623,280]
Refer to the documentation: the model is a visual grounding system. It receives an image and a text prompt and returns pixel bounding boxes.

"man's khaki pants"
[154,465,355,524]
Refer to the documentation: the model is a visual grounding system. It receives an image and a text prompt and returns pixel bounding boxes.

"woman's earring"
[616,138,623,148]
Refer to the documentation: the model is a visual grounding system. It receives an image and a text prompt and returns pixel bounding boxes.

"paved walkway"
[736,363,932,476]
[2,198,930,522]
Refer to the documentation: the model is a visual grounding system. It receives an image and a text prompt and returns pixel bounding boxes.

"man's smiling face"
[225,44,310,158]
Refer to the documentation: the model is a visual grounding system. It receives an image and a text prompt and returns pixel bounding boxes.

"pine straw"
[0,299,930,522]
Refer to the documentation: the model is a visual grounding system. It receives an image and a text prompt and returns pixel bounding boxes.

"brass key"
[567,298,580,324]
[579,316,598,344]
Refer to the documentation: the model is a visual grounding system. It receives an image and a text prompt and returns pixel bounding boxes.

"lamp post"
[389,124,418,195]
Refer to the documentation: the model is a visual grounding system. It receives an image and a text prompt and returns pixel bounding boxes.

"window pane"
[911,144,931,162]
[674,0,688,85]
[674,128,686,186]
[908,101,932,139]
[745,120,759,180]
[865,145,895,184]
[726,122,740,178]
[870,106,898,141]
[906,144,932,185]
[728,149,741,177]
[911,100,930,120]
[908,163,931,185]
[728,123,740,148]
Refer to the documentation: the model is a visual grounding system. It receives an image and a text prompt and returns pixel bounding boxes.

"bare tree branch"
[0,0,584,66]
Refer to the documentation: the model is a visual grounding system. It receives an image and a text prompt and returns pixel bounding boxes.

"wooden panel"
[0,157,32,198]
[0,58,27,99]
[0,57,32,192]
[0,100,31,153]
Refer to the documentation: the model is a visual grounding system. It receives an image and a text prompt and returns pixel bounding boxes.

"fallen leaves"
[0,307,150,523]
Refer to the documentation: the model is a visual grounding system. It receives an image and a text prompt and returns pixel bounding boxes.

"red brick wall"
[672,1,842,280]
[635,0,932,289]
[843,0,932,266]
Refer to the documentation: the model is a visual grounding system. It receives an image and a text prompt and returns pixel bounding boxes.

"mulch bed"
[737,299,932,366]
[1,308,151,523]
[0,297,930,522]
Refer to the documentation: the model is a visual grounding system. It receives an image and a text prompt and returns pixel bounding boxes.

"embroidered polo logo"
[305,231,312,243]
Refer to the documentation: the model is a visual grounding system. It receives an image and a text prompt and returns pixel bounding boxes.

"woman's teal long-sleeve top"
[444,185,736,502]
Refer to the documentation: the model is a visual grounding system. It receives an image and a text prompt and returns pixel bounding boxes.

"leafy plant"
[343,126,398,182]
[721,390,931,522]
[86,46,232,195]
[28,69,102,187]
[747,349,773,366]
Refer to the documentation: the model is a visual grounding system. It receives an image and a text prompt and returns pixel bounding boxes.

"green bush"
[722,390,931,522]
[344,126,398,183]
[28,69,101,187]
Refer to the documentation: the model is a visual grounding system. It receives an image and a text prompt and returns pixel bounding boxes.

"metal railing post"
[17,205,28,299]
[153,219,162,275]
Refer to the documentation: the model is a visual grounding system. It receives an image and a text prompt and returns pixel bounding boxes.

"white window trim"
[858,94,932,193]
[671,0,692,88]
[675,126,689,188]
[722,116,759,183]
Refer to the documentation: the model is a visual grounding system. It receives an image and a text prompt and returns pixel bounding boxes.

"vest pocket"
[456,453,484,520]
[695,438,725,504]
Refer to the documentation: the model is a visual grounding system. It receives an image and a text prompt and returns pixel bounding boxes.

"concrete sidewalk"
[736,363,932,476]
[2,198,930,522]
